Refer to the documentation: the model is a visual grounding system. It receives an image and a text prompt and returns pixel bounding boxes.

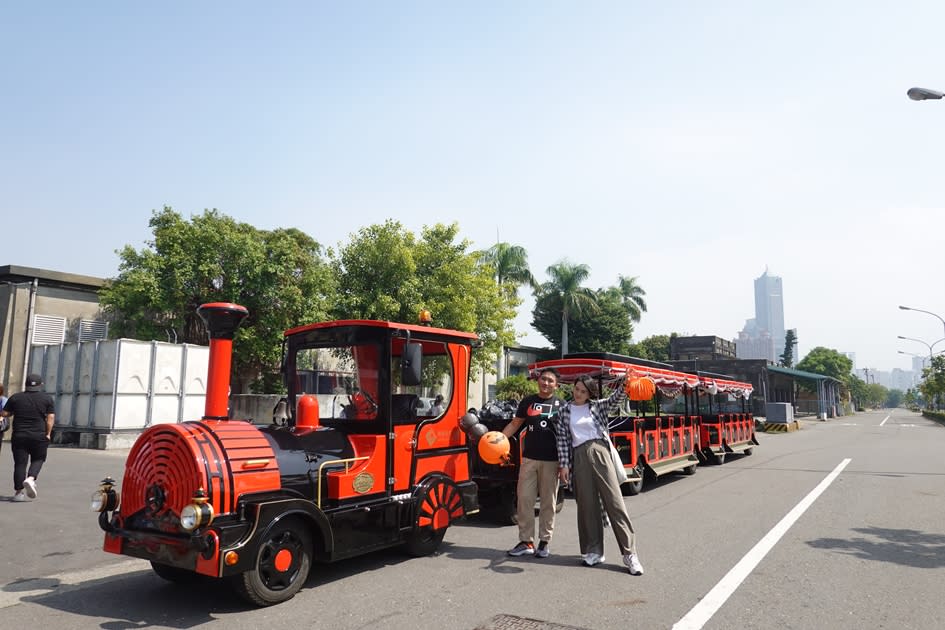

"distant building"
[0,265,107,393]
[889,368,914,391]
[735,269,786,363]
[736,325,774,361]
[842,351,857,370]
[670,336,736,361]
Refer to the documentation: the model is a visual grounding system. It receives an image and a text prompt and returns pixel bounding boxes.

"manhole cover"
[474,614,591,630]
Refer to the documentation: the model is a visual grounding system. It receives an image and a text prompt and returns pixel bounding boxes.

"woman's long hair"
[573,375,599,399]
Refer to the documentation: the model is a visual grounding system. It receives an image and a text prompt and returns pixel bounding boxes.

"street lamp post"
[899,305,945,339]
[897,335,945,362]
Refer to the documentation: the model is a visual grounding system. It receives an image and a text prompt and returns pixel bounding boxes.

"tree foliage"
[627,334,676,363]
[537,260,598,356]
[611,275,647,323]
[495,374,538,401]
[532,268,651,357]
[796,346,853,382]
[919,355,945,410]
[478,242,536,292]
[330,220,517,374]
[532,287,632,355]
[780,329,797,368]
[100,207,332,392]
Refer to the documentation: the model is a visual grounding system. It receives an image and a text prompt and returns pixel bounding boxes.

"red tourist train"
[527,353,758,494]
[93,303,482,606]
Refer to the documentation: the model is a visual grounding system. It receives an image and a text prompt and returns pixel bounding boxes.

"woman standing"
[556,374,644,575]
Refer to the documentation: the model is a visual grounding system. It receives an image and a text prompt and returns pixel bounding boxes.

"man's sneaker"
[535,541,550,558]
[583,552,605,566]
[23,476,37,499]
[12,492,28,502]
[507,541,535,557]
[623,553,644,575]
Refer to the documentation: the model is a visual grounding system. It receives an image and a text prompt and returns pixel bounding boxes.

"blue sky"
[3,2,944,373]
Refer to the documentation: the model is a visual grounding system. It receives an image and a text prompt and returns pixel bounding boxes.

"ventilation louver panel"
[32,314,66,345]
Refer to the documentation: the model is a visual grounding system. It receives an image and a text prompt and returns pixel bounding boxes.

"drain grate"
[474,614,592,630]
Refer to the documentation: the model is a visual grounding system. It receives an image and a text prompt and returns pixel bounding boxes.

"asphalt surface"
[0,409,943,629]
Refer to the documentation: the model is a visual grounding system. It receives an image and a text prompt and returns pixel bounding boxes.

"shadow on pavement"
[807,526,945,569]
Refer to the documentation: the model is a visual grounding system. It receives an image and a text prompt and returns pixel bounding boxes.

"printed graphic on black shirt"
[516,395,561,461]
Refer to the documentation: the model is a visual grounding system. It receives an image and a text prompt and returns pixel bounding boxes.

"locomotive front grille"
[121,421,280,523]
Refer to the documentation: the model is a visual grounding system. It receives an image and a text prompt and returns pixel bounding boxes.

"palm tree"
[478,242,535,379]
[543,260,598,356]
[615,275,647,322]
[479,242,536,291]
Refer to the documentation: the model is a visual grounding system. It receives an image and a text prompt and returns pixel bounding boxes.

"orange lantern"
[625,376,656,401]
[478,431,511,464]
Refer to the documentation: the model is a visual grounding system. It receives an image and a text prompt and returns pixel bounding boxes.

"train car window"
[391,340,453,419]
[294,344,381,420]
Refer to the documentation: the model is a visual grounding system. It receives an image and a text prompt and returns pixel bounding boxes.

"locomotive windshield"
[285,325,456,427]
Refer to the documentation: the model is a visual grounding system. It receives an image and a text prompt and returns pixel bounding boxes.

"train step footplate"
[647,455,699,477]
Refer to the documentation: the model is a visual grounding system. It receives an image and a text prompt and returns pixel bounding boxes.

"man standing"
[501,368,562,558]
[1,374,55,502]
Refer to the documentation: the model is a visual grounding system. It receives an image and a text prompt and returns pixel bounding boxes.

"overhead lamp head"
[908,87,945,101]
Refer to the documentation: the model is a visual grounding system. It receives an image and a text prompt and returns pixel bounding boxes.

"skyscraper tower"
[754,269,785,362]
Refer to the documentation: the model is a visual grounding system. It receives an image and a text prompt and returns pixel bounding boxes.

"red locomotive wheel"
[406,477,464,557]
[231,518,312,606]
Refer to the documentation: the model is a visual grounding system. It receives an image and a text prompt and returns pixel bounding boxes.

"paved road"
[0,409,942,629]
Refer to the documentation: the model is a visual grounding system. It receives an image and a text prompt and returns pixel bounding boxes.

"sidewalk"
[0,446,132,585]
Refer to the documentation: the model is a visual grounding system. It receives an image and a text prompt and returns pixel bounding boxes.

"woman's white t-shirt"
[568,403,600,448]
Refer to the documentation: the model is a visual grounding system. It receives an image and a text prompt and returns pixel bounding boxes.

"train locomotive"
[93,303,481,606]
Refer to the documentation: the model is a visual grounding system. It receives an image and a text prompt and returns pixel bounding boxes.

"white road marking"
[673,458,852,630]
[0,559,147,609]
[879,415,890,426]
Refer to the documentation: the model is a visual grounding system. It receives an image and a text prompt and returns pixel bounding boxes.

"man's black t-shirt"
[515,394,562,461]
[3,391,55,441]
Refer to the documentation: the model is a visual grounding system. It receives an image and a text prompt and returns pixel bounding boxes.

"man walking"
[1,374,55,502]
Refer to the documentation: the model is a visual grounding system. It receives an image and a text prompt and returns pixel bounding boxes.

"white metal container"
[30,339,209,430]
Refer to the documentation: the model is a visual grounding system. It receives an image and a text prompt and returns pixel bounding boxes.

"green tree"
[100,207,332,392]
[796,347,854,382]
[885,388,903,408]
[627,334,676,362]
[780,329,797,367]
[478,242,536,292]
[536,260,598,356]
[612,275,647,322]
[533,288,632,354]
[903,388,920,409]
[919,355,945,410]
[495,374,538,401]
[477,241,535,378]
[849,374,869,410]
[796,346,854,397]
[330,220,517,375]
[865,383,888,408]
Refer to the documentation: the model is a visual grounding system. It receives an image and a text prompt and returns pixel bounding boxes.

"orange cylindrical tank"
[296,395,321,430]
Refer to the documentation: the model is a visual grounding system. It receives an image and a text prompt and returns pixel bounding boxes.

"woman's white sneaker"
[623,553,644,575]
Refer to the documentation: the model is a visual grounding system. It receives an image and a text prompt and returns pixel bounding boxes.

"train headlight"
[90,477,120,513]
[180,488,213,532]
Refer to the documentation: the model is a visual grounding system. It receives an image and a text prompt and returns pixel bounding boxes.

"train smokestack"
[197,302,249,420]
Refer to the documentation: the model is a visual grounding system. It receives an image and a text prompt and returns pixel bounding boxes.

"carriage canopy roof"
[529,354,753,398]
